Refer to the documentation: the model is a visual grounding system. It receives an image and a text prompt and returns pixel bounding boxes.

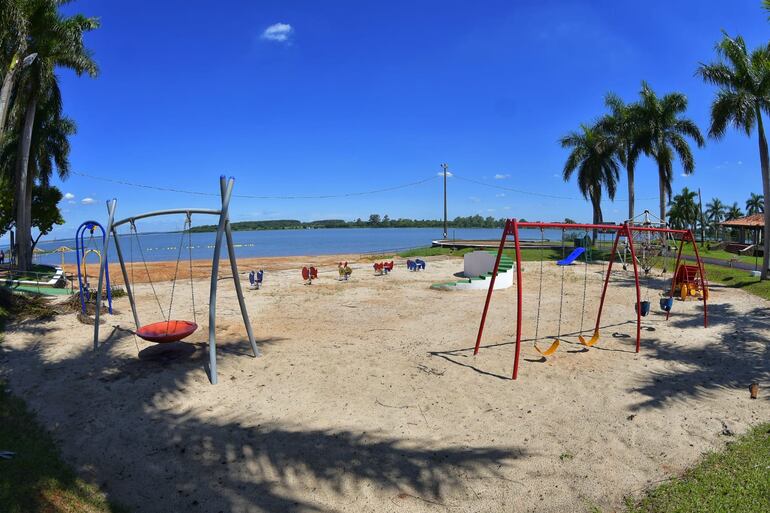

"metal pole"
[667,235,686,321]
[208,176,235,384]
[594,227,622,334]
[474,219,509,354]
[687,230,709,328]
[111,228,140,329]
[93,199,117,350]
[220,182,261,358]
[511,219,523,380]
[441,163,448,239]
[625,223,643,353]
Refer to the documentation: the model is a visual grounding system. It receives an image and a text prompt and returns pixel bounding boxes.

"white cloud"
[81,197,97,205]
[494,173,510,180]
[437,171,453,177]
[63,192,75,200]
[261,23,293,42]
[68,200,76,205]
[495,193,505,197]
[680,173,690,178]
[502,206,511,210]
[468,196,480,203]
[486,208,496,213]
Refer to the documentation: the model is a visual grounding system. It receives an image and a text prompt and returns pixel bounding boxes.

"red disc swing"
[130,216,198,344]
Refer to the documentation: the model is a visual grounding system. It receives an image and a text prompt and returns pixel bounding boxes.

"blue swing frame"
[76,220,112,315]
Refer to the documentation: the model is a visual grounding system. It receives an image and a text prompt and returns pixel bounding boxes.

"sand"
[1,255,768,512]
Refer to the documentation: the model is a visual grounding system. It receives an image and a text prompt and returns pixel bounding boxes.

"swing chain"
[186,213,197,324]
[534,228,545,341]
[131,220,166,321]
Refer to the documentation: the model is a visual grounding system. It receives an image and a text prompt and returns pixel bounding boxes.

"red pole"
[474,220,510,354]
[666,234,686,321]
[625,223,642,353]
[594,227,622,334]
[512,219,523,380]
[688,230,709,328]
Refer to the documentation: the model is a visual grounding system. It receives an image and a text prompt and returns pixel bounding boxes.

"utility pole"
[441,163,448,239]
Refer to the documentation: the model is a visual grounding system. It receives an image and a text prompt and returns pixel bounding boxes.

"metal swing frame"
[473,219,708,380]
[75,220,112,315]
[92,176,260,384]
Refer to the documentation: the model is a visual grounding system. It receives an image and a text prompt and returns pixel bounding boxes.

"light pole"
[441,163,448,239]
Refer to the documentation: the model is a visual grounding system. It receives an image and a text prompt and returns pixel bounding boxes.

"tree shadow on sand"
[628,302,769,411]
[1,321,525,512]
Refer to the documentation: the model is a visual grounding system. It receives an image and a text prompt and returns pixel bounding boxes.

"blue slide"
[557,247,586,266]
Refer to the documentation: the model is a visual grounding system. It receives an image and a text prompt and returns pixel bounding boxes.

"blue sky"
[13,0,770,239]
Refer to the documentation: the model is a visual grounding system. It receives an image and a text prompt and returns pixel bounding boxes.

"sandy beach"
[2,254,768,512]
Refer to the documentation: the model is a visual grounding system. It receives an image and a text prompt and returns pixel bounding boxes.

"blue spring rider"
[76,221,112,315]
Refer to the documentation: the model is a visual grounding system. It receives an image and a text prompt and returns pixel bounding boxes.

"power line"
[71,171,438,200]
[451,173,659,202]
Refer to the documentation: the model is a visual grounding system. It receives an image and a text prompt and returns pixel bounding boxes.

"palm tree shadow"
[629,303,770,411]
[1,318,526,512]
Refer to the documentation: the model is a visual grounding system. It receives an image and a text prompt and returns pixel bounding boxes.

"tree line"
[189,214,508,233]
[561,5,770,279]
[668,188,764,238]
[0,1,98,270]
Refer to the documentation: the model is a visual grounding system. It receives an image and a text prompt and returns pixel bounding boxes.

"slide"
[557,247,586,266]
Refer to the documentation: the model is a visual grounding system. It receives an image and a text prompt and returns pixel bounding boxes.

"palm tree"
[668,188,699,231]
[705,198,727,239]
[598,93,641,220]
[726,202,743,220]
[560,124,620,240]
[746,192,765,215]
[0,0,30,141]
[724,202,743,242]
[698,33,770,279]
[634,82,705,226]
[11,1,98,270]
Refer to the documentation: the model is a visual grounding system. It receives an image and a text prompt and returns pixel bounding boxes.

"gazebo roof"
[721,213,765,228]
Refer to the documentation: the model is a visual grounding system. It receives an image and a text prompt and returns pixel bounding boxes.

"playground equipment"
[407,259,426,271]
[76,221,112,315]
[474,220,709,380]
[373,261,394,275]
[93,176,260,384]
[557,247,585,266]
[302,266,319,284]
[338,262,353,280]
[673,264,709,300]
[248,270,264,289]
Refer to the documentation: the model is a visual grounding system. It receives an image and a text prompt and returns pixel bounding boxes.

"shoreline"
[63,252,448,284]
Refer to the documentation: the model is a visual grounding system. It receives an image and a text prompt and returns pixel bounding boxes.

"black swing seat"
[135,320,198,343]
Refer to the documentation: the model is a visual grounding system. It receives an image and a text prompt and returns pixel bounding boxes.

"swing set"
[92,176,260,384]
[474,219,709,380]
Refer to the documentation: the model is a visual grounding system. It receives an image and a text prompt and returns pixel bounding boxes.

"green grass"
[681,245,762,266]
[0,291,125,513]
[627,423,770,513]
[703,263,770,301]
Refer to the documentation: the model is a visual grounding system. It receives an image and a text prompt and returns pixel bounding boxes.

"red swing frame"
[473,219,709,380]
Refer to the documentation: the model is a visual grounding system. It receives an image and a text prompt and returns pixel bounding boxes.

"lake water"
[27,227,569,266]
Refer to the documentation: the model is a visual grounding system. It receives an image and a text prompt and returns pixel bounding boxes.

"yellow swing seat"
[534,339,560,357]
[578,330,600,347]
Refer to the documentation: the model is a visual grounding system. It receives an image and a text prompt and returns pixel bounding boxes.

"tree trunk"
[756,107,770,280]
[627,160,635,222]
[658,163,667,229]
[590,191,602,242]
[0,66,18,139]
[14,94,36,271]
